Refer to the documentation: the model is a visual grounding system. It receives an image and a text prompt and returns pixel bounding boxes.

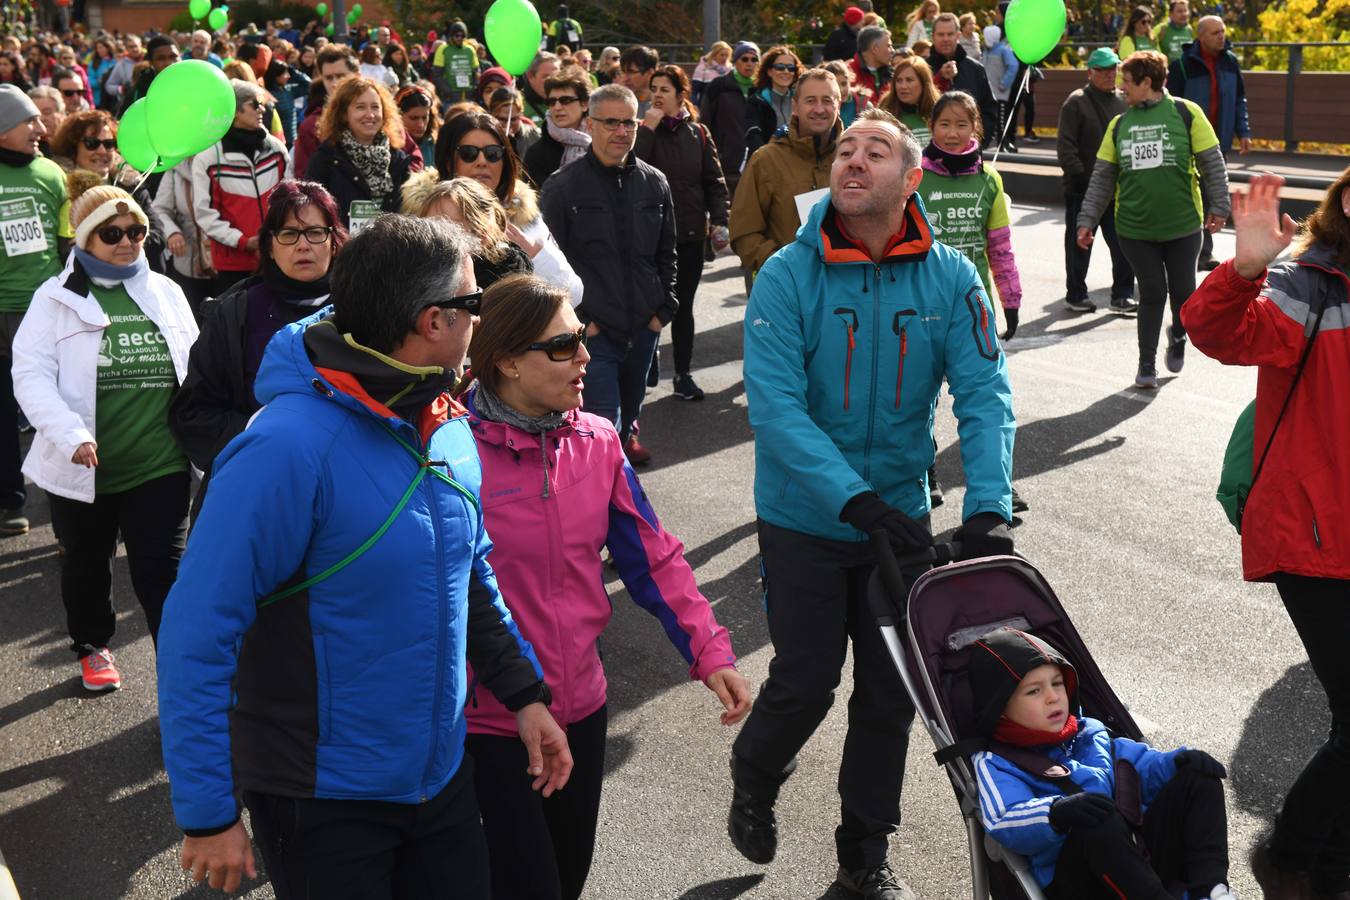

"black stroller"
[867,535,1144,900]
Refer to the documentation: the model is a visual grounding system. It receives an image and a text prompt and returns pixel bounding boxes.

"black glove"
[1001,308,1018,342]
[1174,749,1227,780]
[1047,792,1116,833]
[955,511,1014,560]
[840,492,933,552]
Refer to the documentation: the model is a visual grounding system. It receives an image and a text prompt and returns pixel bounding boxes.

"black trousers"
[245,760,488,900]
[672,239,706,376]
[1116,231,1202,366]
[464,705,608,900]
[1268,574,1350,893]
[47,470,189,655]
[1046,768,1229,899]
[0,311,27,511]
[732,520,922,870]
[1065,194,1135,304]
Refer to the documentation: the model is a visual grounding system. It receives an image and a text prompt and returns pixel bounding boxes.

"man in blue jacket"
[729,107,1015,899]
[157,216,572,897]
[1167,15,1251,269]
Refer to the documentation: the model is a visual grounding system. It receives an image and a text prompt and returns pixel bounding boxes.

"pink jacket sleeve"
[606,459,737,682]
[987,225,1022,310]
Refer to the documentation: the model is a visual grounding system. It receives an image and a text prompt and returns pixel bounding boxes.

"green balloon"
[347,9,358,22]
[207,6,227,29]
[314,1,326,13]
[146,59,235,159]
[484,0,541,76]
[352,3,361,13]
[115,99,159,173]
[188,0,209,19]
[1004,0,1067,64]
[326,22,335,35]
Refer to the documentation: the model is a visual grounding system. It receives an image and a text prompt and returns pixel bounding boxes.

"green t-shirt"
[898,112,932,151]
[1098,96,1218,241]
[433,43,480,94]
[1155,22,1194,62]
[919,165,1010,298]
[1117,33,1157,60]
[91,282,188,493]
[0,156,67,313]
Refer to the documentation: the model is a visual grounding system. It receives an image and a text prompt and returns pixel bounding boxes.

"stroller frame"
[866,535,1143,900]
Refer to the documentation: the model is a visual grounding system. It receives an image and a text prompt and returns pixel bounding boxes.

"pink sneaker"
[80,647,121,692]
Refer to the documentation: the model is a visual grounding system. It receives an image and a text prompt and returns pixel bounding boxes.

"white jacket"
[12,256,199,503]
[152,157,210,280]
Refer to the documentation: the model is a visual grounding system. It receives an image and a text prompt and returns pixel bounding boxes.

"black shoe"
[1011,486,1029,513]
[1108,296,1139,315]
[0,507,28,536]
[1165,329,1187,373]
[673,373,705,401]
[1135,363,1158,390]
[928,465,944,508]
[1065,297,1097,312]
[728,785,777,864]
[1198,256,1220,272]
[1023,132,1041,144]
[836,863,916,900]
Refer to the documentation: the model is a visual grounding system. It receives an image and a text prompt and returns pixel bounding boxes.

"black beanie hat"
[968,627,1078,740]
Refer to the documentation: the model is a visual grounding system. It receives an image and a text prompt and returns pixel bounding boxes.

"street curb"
[0,846,19,899]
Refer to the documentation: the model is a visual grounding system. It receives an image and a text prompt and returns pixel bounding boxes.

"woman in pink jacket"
[462,274,751,900]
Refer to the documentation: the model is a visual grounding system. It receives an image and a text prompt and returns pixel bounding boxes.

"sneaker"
[836,863,916,900]
[1023,132,1041,144]
[1065,297,1097,313]
[623,434,652,466]
[928,465,944,508]
[1108,296,1139,315]
[672,373,705,401]
[1011,486,1029,513]
[1135,363,1158,390]
[1208,884,1238,900]
[0,507,28,536]
[727,785,777,864]
[1165,330,1187,373]
[79,646,121,692]
[1198,256,1221,272]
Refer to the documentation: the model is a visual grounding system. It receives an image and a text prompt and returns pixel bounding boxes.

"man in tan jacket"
[730,68,842,275]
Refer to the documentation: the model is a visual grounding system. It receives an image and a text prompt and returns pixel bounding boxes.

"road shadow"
[633,380,753,476]
[1230,661,1328,821]
[652,318,744,384]
[676,874,766,899]
[1003,296,1130,356]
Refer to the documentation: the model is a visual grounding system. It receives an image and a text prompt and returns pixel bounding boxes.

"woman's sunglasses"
[455,144,506,164]
[97,224,148,245]
[524,328,586,362]
[81,137,117,151]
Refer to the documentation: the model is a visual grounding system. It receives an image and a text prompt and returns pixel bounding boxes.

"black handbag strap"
[1251,299,1325,494]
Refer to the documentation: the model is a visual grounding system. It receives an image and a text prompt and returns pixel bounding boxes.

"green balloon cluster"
[484,0,541,76]
[116,100,185,173]
[188,0,209,19]
[207,5,227,29]
[1004,0,1067,63]
[326,22,335,35]
[129,59,236,167]
[314,1,327,14]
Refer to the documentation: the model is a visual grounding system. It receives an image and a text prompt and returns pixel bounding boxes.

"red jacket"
[1181,251,1350,582]
[848,55,891,106]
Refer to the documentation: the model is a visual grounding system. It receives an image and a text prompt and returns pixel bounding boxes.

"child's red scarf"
[993,714,1079,748]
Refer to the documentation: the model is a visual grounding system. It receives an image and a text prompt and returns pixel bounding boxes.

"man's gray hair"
[589,83,637,117]
[192,29,211,42]
[230,78,263,108]
[527,51,559,76]
[857,25,889,54]
[850,107,922,172]
[330,215,474,354]
[933,12,961,29]
[27,85,60,105]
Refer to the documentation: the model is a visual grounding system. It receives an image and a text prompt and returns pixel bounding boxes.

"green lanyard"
[257,423,479,609]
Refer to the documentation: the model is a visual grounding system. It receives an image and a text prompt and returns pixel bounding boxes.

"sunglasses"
[525,328,586,362]
[770,63,798,73]
[61,87,84,97]
[272,226,332,245]
[455,144,506,164]
[426,289,483,316]
[545,95,580,107]
[81,137,116,151]
[738,55,759,63]
[97,224,148,245]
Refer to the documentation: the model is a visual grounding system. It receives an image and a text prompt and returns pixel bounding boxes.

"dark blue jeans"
[1065,194,1135,304]
[582,327,660,443]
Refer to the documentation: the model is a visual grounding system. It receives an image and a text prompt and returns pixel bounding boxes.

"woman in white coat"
[12,178,198,693]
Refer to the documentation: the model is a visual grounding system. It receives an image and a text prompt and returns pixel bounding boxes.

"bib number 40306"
[0,197,48,257]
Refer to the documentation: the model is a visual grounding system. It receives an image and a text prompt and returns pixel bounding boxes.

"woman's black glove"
[1048,792,1116,833]
[1174,749,1227,779]
[1001,308,1018,341]
[840,492,933,552]
[955,512,1014,559]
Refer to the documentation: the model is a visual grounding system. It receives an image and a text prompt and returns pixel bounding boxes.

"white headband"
[74,196,149,250]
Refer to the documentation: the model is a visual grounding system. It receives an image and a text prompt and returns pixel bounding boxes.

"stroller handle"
[868,532,962,625]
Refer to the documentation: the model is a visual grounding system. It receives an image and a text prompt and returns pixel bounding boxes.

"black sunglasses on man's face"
[426,289,483,316]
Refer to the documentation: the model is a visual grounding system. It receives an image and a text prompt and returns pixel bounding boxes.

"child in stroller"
[968,626,1238,900]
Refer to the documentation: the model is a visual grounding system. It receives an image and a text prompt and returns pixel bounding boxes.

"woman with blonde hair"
[401,172,532,291]
[306,75,416,231]
[12,173,197,692]
[691,40,732,105]
[906,0,941,47]
[880,54,940,145]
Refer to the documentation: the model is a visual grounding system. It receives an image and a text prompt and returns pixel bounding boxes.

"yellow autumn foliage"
[1256,0,1350,70]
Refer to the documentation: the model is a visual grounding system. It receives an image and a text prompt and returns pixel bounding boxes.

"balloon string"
[131,158,158,195]
[989,65,1031,169]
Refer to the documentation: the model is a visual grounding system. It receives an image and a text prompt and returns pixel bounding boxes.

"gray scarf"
[473,382,568,434]
[546,116,591,168]
[339,130,394,200]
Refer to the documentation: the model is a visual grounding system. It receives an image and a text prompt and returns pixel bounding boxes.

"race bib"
[793,187,830,227]
[1130,138,1163,170]
[0,197,48,257]
[454,71,470,88]
[566,28,579,43]
[349,200,380,234]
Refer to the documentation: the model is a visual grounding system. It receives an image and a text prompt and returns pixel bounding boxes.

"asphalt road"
[0,199,1318,900]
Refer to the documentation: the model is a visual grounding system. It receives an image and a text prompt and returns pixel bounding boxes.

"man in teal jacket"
[729,107,1015,900]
